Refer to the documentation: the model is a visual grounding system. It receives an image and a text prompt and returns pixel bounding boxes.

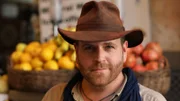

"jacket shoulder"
[42,83,67,101]
[139,84,167,101]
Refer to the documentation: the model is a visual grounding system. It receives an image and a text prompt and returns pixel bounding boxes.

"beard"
[76,55,124,87]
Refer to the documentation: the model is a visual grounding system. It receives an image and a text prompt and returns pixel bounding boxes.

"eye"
[83,44,95,52]
[105,44,115,50]
[106,45,114,49]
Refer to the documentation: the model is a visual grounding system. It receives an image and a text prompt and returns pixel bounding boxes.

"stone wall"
[150,0,180,52]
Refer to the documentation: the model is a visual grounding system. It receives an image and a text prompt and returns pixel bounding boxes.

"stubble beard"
[76,57,124,88]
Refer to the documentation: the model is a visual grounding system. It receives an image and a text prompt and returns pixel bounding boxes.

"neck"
[81,72,125,101]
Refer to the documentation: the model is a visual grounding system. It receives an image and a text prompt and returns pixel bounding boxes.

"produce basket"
[8,67,77,93]
[135,57,170,95]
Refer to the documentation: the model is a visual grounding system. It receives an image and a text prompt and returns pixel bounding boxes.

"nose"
[94,47,106,62]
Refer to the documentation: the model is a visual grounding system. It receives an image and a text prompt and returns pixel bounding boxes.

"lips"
[89,63,110,72]
[90,67,107,72]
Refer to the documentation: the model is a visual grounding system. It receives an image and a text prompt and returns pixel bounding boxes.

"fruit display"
[0,74,8,93]
[124,42,166,72]
[10,27,76,71]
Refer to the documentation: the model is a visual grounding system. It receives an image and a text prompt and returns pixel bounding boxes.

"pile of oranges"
[10,28,76,71]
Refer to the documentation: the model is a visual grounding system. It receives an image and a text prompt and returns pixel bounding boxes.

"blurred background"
[0,0,179,101]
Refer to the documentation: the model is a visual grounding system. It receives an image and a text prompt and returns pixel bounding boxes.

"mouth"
[91,68,107,72]
[90,63,109,73]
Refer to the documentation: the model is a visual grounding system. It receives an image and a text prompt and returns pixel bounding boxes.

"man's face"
[75,38,128,87]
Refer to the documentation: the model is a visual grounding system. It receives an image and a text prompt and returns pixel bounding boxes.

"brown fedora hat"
[58,1,144,47]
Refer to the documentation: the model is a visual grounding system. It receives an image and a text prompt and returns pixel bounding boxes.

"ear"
[122,41,128,62]
[74,43,78,53]
[74,43,79,68]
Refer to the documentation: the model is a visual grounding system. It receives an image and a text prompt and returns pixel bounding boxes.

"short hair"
[120,37,125,44]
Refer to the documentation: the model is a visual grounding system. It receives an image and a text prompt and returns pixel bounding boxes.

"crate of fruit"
[8,28,77,93]
[124,42,170,95]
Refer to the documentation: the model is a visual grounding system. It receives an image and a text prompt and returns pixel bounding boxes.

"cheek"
[110,50,124,62]
[76,52,93,67]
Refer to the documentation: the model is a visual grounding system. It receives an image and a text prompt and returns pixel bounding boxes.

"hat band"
[76,24,125,32]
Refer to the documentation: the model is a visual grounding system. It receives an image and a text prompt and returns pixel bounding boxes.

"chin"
[86,74,110,87]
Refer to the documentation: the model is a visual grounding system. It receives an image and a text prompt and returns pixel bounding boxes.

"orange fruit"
[31,57,43,69]
[58,56,75,70]
[32,46,42,57]
[11,51,22,63]
[45,43,57,52]
[25,41,41,56]
[20,52,32,63]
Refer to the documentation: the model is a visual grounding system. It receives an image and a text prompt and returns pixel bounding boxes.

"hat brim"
[58,28,144,48]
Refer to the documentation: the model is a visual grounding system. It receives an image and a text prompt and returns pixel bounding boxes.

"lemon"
[58,56,75,70]
[0,79,8,93]
[69,44,75,50]
[1,74,8,81]
[44,60,58,70]
[31,57,43,69]
[20,52,32,63]
[11,51,22,63]
[71,51,76,62]
[53,35,62,46]
[54,48,63,60]
[16,43,27,52]
[40,48,54,61]
[19,62,32,71]
[60,41,69,52]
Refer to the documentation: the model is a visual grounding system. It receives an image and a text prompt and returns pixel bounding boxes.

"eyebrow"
[103,42,117,46]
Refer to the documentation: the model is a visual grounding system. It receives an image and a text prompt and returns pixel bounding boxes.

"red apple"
[145,42,163,56]
[124,53,136,68]
[145,61,159,71]
[132,44,144,56]
[133,64,147,72]
[142,49,160,62]
[127,48,133,54]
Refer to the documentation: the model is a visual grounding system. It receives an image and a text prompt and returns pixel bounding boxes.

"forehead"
[78,38,121,46]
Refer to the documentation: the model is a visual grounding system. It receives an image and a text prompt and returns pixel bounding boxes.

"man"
[42,1,166,101]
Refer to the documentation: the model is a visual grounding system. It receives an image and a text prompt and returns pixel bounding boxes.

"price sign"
[38,0,53,42]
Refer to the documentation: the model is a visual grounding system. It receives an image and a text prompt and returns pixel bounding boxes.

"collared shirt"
[72,74,127,101]
[42,75,166,101]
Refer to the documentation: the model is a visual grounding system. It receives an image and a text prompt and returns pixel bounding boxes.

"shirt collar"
[72,73,127,101]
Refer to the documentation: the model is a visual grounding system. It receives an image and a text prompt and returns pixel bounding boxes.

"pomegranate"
[133,64,147,72]
[145,61,159,71]
[124,53,136,68]
[132,44,144,55]
[145,42,163,56]
[142,49,160,62]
